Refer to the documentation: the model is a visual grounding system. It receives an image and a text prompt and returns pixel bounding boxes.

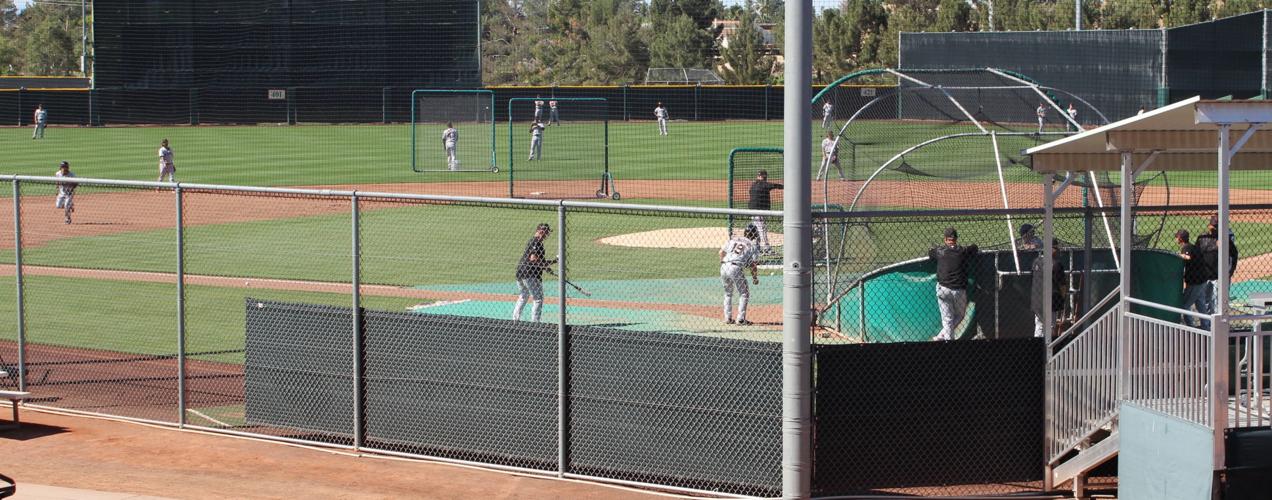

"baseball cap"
[536,223,551,232]
[58,161,69,168]
[757,170,768,178]
[1175,229,1190,241]
[1019,224,1035,235]
[944,227,958,239]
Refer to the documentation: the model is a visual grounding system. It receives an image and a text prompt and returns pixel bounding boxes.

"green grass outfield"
[6,119,1269,191]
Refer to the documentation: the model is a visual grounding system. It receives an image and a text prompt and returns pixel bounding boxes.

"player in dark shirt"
[748,170,783,252]
[1030,243,1066,338]
[1176,229,1212,329]
[513,223,556,322]
[928,227,978,341]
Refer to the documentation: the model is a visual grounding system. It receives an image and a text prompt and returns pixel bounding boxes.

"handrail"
[1051,286,1120,349]
[1125,297,1212,321]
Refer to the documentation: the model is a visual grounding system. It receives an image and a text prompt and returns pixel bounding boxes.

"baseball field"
[4,118,1272,423]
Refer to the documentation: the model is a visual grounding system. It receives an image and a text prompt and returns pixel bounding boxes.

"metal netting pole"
[783,0,813,497]
[12,180,25,391]
[557,203,568,477]
[176,186,187,427]
[352,193,364,450]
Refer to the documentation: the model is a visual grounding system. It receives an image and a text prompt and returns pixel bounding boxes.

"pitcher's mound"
[599,227,783,249]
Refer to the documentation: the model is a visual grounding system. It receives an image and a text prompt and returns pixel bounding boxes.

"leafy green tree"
[1163,0,1209,26]
[13,2,82,75]
[813,1,886,82]
[1213,0,1263,19]
[719,1,774,83]
[482,0,547,84]
[1093,0,1162,29]
[0,0,18,74]
[646,13,715,69]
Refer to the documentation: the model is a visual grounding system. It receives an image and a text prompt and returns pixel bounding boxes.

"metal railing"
[1046,303,1121,463]
[1228,314,1272,429]
[1123,311,1213,426]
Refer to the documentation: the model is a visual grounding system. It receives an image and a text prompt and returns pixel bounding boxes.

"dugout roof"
[1026,96,1272,172]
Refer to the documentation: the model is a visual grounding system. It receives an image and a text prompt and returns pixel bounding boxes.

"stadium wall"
[900,10,1272,120]
[0,85,891,126]
[93,0,481,90]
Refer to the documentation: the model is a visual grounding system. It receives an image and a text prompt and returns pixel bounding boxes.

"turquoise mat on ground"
[418,277,784,306]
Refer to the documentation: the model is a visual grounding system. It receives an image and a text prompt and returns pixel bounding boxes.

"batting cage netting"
[411,90,497,173]
[506,97,617,200]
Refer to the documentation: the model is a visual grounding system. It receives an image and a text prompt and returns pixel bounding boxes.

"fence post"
[382,87,389,124]
[351,192,365,450]
[556,202,568,477]
[694,84,701,121]
[12,179,26,391]
[176,185,187,427]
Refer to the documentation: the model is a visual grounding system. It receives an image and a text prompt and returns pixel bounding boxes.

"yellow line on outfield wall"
[484,83,895,89]
[0,87,90,92]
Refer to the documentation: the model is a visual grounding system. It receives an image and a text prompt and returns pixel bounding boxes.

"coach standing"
[748,170,783,253]
[929,227,978,341]
[1175,229,1211,330]
[513,223,557,322]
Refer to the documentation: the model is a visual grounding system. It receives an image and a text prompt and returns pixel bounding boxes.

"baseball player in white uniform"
[1036,103,1046,133]
[1066,103,1078,131]
[534,96,545,122]
[55,161,76,224]
[654,102,669,136]
[442,122,459,170]
[720,225,761,325]
[821,101,833,129]
[549,100,560,125]
[157,139,176,182]
[817,132,846,181]
[528,121,545,160]
[33,104,47,139]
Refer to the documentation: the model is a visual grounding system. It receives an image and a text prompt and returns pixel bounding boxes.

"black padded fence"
[0,85,901,127]
[812,338,1046,496]
[568,325,782,496]
[1166,10,1267,103]
[242,298,782,494]
[901,30,1165,120]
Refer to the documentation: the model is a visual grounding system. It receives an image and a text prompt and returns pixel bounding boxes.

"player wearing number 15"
[720,225,761,325]
[158,139,176,182]
[442,122,459,170]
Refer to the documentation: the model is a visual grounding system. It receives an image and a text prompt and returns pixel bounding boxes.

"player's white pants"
[934,284,967,341]
[158,164,176,182]
[534,110,544,122]
[817,156,845,181]
[529,136,542,160]
[33,122,46,139]
[55,192,73,210]
[657,118,668,136]
[721,263,750,322]
[445,142,457,169]
[751,215,772,251]
[550,109,559,125]
[822,115,831,129]
[514,277,544,322]
[1037,117,1044,133]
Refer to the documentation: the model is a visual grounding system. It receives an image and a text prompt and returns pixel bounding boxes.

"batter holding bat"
[720,224,761,325]
[513,222,557,322]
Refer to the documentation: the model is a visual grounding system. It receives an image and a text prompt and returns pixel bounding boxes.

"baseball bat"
[545,268,592,297]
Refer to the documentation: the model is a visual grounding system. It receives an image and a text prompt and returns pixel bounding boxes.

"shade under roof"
[1026,96,1272,172]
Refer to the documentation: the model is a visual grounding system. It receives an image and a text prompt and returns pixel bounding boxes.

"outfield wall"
[901,10,1272,120]
[0,84,891,127]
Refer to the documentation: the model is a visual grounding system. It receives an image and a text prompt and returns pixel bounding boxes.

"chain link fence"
[7,175,1265,496]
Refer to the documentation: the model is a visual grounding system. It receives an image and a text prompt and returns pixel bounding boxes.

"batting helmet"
[743,224,759,241]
